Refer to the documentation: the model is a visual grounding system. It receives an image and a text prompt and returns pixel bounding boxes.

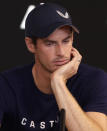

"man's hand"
[51,47,82,82]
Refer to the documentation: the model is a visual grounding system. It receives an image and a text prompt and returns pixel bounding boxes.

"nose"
[55,44,65,57]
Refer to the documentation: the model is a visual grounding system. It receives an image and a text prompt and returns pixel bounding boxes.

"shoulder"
[78,63,107,81]
[0,63,34,86]
[0,63,33,78]
[75,63,107,97]
[68,63,107,93]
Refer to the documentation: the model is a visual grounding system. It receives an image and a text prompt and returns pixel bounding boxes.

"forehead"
[43,26,72,40]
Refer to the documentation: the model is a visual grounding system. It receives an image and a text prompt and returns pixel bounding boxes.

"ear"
[25,37,36,53]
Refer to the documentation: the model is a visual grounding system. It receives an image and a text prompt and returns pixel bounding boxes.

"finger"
[71,48,82,61]
[72,47,80,56]
[71,50,82,66]
[71,49,80,60]
[71,50,81,71]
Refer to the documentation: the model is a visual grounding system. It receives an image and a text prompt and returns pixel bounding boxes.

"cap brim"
[49,24,80,36]
[33,22,79,38]
[71,25,79,34]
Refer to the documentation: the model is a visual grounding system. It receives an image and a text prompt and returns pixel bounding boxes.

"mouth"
[54,59,70,66]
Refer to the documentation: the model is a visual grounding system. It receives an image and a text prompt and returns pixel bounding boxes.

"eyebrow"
[63,33,72,41]
[43,33,72,43]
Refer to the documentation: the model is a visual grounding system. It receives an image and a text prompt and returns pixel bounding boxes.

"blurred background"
[0,0,107,72]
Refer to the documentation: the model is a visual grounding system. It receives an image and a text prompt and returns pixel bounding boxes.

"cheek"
[65,44,72,56]
[36,50,56,72]
[36,48,54,63]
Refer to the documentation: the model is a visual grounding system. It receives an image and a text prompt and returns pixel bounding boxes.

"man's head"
[25,2,79,73]
[25,25,73,73]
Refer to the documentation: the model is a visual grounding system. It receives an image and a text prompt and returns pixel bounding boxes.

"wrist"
[51,73,63,81]
[50,74,68,97]
[51,73,66,86]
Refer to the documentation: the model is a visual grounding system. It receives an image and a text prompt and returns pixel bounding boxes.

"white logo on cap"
[40,3,45,5]
[56,10,69,19]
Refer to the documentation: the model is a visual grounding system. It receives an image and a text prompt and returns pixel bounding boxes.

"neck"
[32,62,53,95]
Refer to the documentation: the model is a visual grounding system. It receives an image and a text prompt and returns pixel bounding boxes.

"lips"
[54,59,70,66]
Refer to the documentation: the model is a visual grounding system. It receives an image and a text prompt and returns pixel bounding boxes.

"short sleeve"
[83,70,107,115]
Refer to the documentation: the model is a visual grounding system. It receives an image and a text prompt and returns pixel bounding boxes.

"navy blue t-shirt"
[0,63,107,131]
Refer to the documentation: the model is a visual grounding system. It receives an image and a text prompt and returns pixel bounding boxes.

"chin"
[46,64,62,73]
[50,66,61,72]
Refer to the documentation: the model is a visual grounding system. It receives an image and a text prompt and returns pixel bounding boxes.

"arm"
[51,77,107,131]
[51,47,107,131]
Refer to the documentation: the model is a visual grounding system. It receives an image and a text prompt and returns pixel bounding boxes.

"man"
[0,2,107,131]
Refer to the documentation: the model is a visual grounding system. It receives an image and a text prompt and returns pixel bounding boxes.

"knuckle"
[72,66,75,71]
[73,68,77,73]
[81,55,82,59]
[79,54,82,59]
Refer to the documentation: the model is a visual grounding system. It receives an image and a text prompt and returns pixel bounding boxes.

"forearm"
[51,77,103,131]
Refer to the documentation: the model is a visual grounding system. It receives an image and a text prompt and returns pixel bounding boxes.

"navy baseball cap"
[25,2,79,38]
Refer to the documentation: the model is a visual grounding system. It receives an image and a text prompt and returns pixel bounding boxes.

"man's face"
[34,26,73,73]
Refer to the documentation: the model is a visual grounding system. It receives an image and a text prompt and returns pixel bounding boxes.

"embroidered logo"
[56,10,69,19]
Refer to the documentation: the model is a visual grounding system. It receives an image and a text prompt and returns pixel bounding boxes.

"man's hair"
[30,36,38,45]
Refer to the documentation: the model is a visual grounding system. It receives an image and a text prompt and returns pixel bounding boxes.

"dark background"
[0,0,107,72]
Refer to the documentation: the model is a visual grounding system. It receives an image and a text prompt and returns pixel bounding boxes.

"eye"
[63,39,70,43]
[45,42,55,46]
